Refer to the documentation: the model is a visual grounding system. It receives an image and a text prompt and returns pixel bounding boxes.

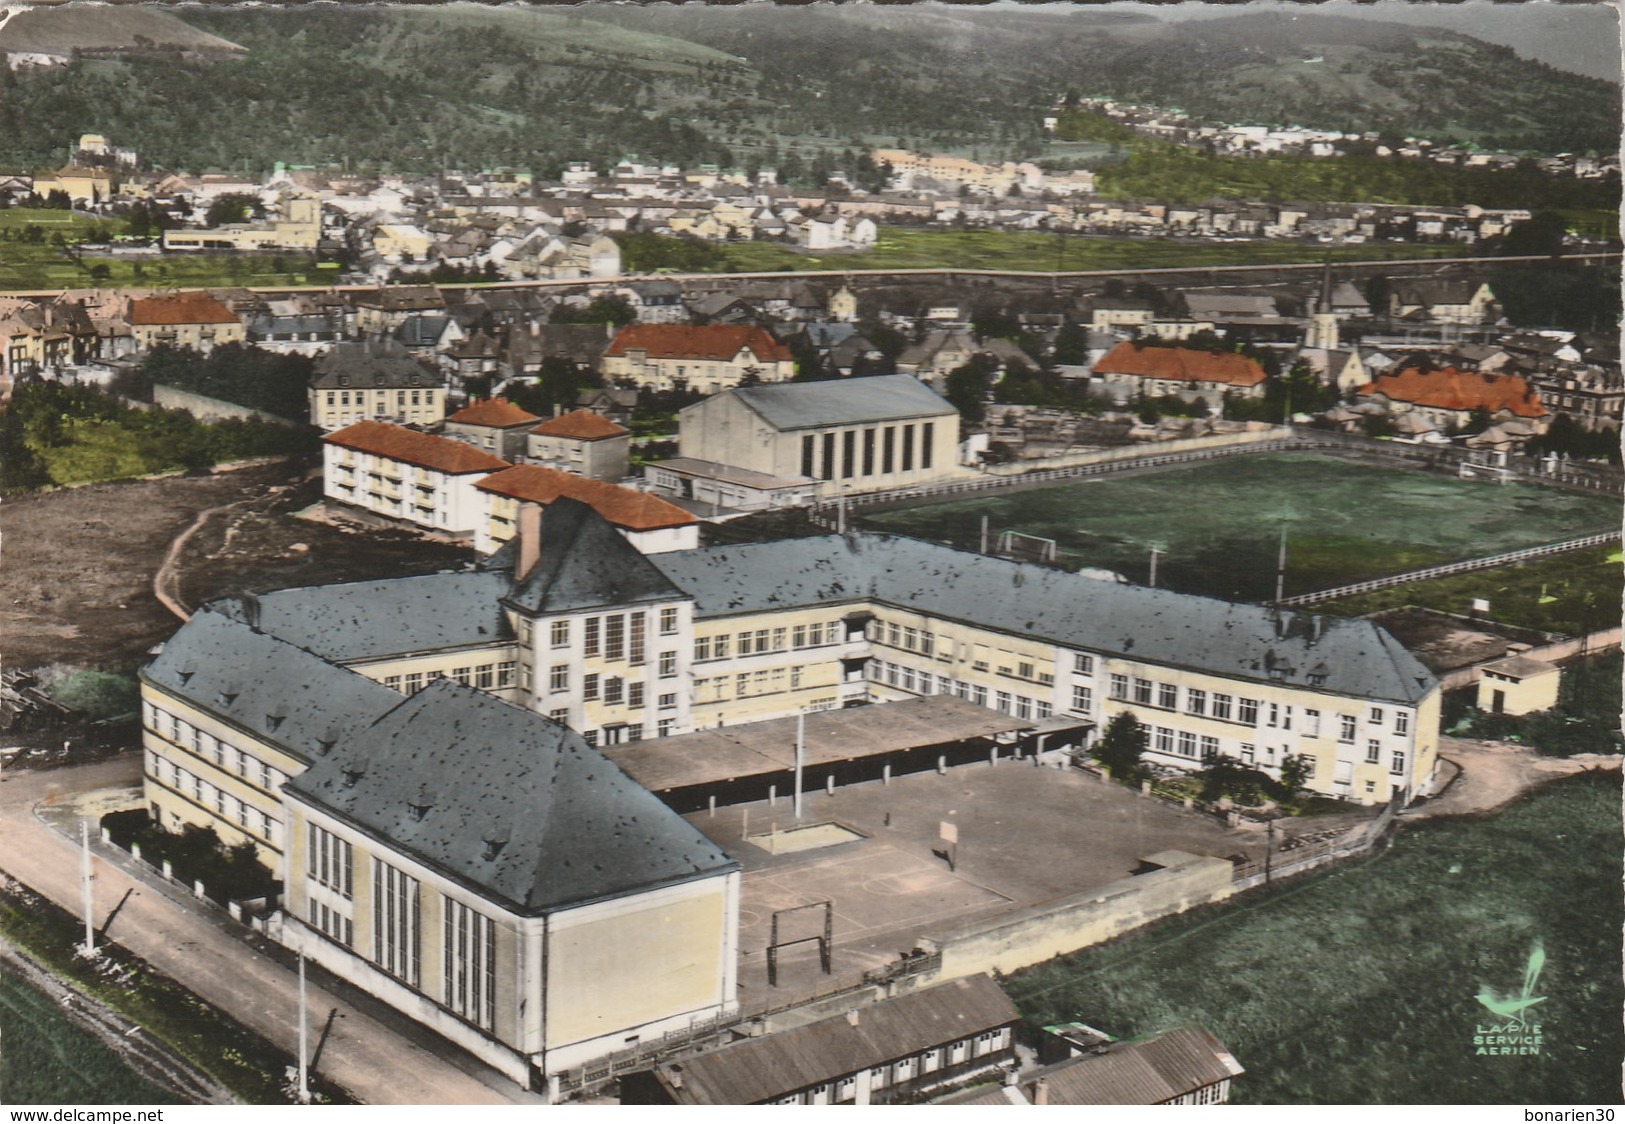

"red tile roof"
[1357,367,1548,419]
[128,291,239,327]
[324,421,511,475]
[604,324,792,364]
[447,397,542,428]
[1093,342,1267,388]
[476,464,694,532]
[530,409,629,441]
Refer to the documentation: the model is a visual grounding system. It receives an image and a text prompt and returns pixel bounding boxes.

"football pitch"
[857,454,1619,603]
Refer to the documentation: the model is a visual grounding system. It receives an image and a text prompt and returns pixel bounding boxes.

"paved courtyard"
[684,758,1248,1008]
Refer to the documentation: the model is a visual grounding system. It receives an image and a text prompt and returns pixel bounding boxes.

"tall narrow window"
[628,611,646,665]
[921,422,934,469]
[901,425,915,472]
[372,860,420,986]
[801,434,815,479]
[605,614,625,661]
[882,427,896,474]
[443,900,496,1030]
[583,617,601,657]
[820,432,836,481]
[841,430,856,479]
[862,429,876,476]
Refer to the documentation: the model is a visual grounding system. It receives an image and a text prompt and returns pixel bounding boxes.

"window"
[1339,714,1357,742]
[583,617,600,657]
[1178,731,1197,758]
[1109,674,1128,700]
[1017,660,1035,680]
[1391,751,1406,776]
[1267,702,1280,728]
[713,635,730,659]
[1015,696,1033,721]
[1369,707,1385,726]
[549,666,569,693]
[1158,682,1178,710]
[495,661,516,688]
[604,677,624,705]
[550,620,570,648]
[443,900,495,1030]
[548,708,569,726]
[694,636,712,662]
[583,674,600,701]
[659,607,679,635]
[1394,712,1410,736]
[307,824,353,899]
[657,718,675,737]
[658,652,678,678]
[404,672,424,695]
[1240,743,1255,765]
[772,627,787,652]
[658,693,677,711]
[1073,653,1094,676]
[1133,678,1153,705]
[629,683,645,709]
[1186,689,1207,716]
[1200,735,1219,760]
[1366,739,1381,764]
[1303,708,1321,737]
[451,667,471,687]
[921,421,935,469]
[475,665,494,690]
[1237,698,1259,725]
[1071,684,1093,715]
[372,860,420,986]
[605,615,626,661]
[628,612,645,665]
[995,691,1013,715]
[1212,694,1232,721]
[1155,726,1174,754]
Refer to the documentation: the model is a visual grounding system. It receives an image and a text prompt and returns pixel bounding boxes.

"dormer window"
[338,375,349,387]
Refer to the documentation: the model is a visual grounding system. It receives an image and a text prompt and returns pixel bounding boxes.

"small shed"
[1477,654,1561,715]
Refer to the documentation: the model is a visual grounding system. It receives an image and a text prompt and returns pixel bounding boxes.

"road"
[0,756,535,1105]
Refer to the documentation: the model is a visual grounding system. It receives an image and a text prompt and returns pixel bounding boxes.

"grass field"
[0,210,321,293]
[1004,772,1624,1104]
[1320,546,1623,637]
[857,454,1620,603]
[711,226,1466,275]
[0,965,183,1105]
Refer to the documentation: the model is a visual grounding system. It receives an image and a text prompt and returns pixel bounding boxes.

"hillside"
[0,4,1613,181]
[0,6,243,57]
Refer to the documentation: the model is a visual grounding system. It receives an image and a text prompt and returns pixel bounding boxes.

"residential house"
[623,974,1020,1105]
[474,466,698,556]
[354,287,447,337]
[1355,367,1549,431]
[247,311,343,357]
[670,374,964,501]
[600,325,794,394]
[443,397,542,460]
[1388,280,1499,324]
[942,1027,1243,1105]
[1086,297,1157,333]
[895,330,978,390]
[308,340,447,431]
[128,292,246,353]
[1090,342,1267,406]
[322,420,509,535]
[526,409,632,482]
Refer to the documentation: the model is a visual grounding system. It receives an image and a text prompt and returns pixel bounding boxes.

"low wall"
[915,850,1234,981]
[153,385,302,428]
[1437,626,1624,691]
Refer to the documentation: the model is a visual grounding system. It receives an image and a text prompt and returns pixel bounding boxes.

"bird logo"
[1476,944,1546,1029]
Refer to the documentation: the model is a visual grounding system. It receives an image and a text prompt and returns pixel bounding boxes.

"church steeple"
[1307,262,1339,350]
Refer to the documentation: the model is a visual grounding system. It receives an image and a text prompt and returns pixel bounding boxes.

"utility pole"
[297,955,311,1104]
[793,710,805,820]
[79,820,95,957]
[979,515,989,554]
[1274,523,1289,605]
[1148,546,1163,589]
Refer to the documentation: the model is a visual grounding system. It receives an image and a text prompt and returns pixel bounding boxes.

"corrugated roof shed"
[652,535,1435,704]
[726,374,956,431]
[285,680,736,914]
[650,975,1019,1104]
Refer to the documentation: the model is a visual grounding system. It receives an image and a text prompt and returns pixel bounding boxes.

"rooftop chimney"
[845,1010,860,1027]
[1033,1078,1050,1106]
[517,502,543,581]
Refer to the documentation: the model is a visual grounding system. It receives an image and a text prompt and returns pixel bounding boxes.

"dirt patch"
[1408,735,1621,819]
[1366,607,1555,674]
[1,461,473,673]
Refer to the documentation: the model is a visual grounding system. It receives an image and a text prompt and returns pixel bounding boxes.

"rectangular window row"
[382,662,515,696]
[696,620,841,662]
[148,752,280,846]
[145,704,287,792]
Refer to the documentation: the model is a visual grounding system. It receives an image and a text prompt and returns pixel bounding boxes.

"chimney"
[517,502,543,581]
[1033,1078,1050,1106]
[845,1010,860,1027]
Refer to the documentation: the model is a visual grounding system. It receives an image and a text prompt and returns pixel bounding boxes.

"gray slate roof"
[503,497,686,615]
[730,374,956,432]
[285,680,736,914]
[213,572,514,664]
[1029,1027,1244,1105]
[310,340,436,389]
[652,534,1436,704]
[142,607,402,765]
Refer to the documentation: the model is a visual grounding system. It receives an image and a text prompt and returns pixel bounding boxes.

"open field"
[707,226,1466,275]
[0,963,183,1105]
[1004,772,1624,1104]
[0,210,322,293]
[1319,545,1623,638]
[857,454,1621,603]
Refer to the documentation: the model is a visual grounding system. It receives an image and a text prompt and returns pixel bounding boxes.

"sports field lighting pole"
[793,710,806,821]
[1274,523,1289,605]
[297,954,311,1104]
[1148,546,1164,589]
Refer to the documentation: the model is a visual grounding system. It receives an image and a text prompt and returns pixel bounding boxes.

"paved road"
[1,756,534,1105]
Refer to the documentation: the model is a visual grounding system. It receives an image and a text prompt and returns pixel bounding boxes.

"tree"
[945,354,998,423]
[1091,712,1150,784]
[0,407,52,494]
[1278,754,1311,797]
[205,193,257,228]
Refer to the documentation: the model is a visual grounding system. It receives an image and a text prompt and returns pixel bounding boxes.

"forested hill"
[0,3,1614,177]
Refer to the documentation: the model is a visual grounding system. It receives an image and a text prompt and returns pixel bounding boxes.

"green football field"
[858,454,1619,603]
